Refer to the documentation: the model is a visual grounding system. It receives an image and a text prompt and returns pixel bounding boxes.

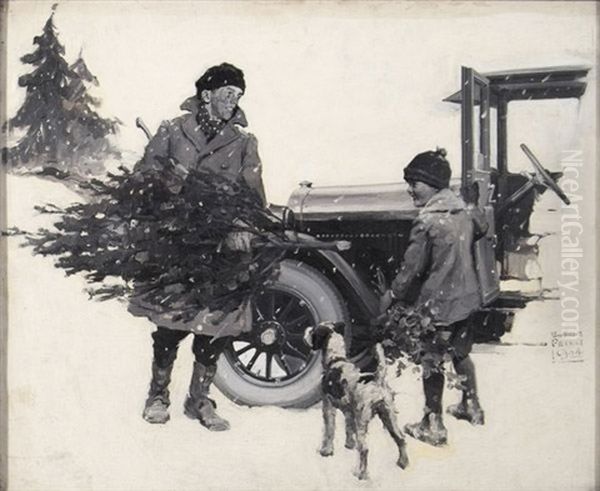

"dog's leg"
[374,343,387,385]
[320,395,336,457]
[377,401,409,469]
[353,419,369,480]
[343,410,356,449]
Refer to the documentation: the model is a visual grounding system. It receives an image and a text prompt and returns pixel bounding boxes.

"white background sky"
[5,0,597,204]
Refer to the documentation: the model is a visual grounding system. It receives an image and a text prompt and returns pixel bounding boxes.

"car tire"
[214,259,350,408]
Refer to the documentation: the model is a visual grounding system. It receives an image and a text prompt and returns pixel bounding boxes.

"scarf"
[196,104,227,142]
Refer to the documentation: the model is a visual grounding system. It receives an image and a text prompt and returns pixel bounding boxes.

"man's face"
[203,85,244,121]
[407,180,438,207]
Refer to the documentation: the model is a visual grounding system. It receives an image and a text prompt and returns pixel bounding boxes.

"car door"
[461,66,500,305]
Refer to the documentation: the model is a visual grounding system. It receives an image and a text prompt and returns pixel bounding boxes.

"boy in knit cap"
[380,148,486,446]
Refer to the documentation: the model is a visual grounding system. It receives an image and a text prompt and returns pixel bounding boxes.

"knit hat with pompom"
[403,148,451,189]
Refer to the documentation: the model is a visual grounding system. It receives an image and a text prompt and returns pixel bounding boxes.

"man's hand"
[223,218,253,252]
[224,230,253,252]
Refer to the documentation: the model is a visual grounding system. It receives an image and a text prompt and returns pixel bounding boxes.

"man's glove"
[222,218,254,252]
[224,230,253,252]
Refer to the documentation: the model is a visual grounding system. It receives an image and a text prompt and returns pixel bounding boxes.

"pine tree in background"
[5,8,71,167]
[4,5,120,176]
[63,50,122,174]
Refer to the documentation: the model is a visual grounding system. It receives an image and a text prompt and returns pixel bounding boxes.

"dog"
[303,322,409,480]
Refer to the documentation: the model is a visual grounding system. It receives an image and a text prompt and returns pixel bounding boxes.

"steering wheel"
[520,143,571,205]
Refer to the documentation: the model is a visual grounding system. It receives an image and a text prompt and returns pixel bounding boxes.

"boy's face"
[407,180,438,207]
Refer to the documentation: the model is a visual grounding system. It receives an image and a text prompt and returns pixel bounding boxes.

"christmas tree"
[3,5,120,176]
[18,161,293,329]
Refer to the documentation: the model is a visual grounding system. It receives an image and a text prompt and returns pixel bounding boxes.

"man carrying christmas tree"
[136,63,266,431]
[380,149,486,446]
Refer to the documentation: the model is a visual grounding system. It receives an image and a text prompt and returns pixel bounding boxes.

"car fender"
[288,233,380,321]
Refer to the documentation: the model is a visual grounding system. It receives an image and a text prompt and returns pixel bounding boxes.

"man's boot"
[447,396,485,425]
[143,361,174,424]
[404,411,448,446]
[183,362,230,431]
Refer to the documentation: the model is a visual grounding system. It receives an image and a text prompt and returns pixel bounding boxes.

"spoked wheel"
[228,288,317,383]
[214,259,349,408]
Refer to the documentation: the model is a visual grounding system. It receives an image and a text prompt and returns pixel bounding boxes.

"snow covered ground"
[5,174,597,491]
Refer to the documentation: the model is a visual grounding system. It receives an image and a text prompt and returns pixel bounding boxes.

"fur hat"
[195,63,246,96]
[403,148,451,189]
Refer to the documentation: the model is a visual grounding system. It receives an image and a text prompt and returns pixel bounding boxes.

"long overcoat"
[127,96,265,337]
[391,188,483,326]
[137,96,266,204]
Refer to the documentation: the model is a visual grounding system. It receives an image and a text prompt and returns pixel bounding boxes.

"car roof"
[444,65,590,103]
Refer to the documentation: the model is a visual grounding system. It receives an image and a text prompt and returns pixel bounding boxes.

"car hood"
[287,179,462,222]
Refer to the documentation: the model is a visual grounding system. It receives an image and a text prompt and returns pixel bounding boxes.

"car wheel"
[214,259,349,408]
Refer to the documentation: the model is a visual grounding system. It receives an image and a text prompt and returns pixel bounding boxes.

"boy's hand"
[379,290,395,313]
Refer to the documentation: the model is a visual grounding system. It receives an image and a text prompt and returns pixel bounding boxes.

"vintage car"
[213,65,589,408]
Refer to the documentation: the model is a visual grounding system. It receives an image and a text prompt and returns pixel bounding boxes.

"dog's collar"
[325,356,347,367]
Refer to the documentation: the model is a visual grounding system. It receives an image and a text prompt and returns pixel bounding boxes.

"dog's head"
[303,322,345,350]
